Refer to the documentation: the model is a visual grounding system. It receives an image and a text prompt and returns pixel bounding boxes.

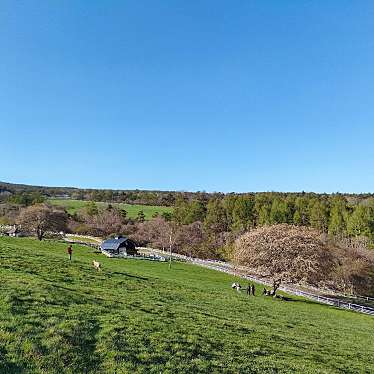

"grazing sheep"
[92,260,101,271]
[231,282,242,292]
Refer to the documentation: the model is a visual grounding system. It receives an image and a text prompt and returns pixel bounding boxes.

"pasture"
[48,199,173,219]
[0,236,373,373]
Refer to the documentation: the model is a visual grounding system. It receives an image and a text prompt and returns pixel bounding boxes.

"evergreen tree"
[184,201,206,224]
[223,195,238,228]
[86,201,98,216]
[368,199,374,238]
[294,197,309,225]
[284,196,296,223]
[231,196,255,231]
[255,194,272,226]
[120,209,128,223]
[152,211,160,218]
[173,196,188,225]
[204,199,228,234]
[161,211,172,221]
[137,210,146,222]
[347,205,371,237]
[328,196,347,236]
[293,210,302,225]
[309,200,329,232]
[269,198,289,224]
[258,205,270,226]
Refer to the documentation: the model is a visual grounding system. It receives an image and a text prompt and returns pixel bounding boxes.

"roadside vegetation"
[0,236,373,373]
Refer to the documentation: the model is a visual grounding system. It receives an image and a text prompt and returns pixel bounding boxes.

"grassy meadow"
[48,199,173,219]
[0,236,373,373]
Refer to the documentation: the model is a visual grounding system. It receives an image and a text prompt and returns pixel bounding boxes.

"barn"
[100,236,137,257]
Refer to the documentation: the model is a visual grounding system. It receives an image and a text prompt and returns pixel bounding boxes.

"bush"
[0,216,10,225]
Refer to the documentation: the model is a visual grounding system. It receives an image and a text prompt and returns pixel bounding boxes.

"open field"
[65,234,101,244]
[0,236,373,373]
[48,199,173,219]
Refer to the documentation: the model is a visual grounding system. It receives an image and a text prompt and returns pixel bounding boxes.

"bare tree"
[233,224,335,291]
[130,217,171,249]
[85,209,123,235]
[17,204,68,240]
[174,221,204,258]
[330,243,374,295]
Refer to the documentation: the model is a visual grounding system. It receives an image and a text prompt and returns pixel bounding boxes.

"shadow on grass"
[108,271,148,281]
[241,293,322,306]
[0,346,26,374]
[39,316,102,373]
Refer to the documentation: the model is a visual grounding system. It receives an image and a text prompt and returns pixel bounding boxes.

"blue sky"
[0,1,373,193]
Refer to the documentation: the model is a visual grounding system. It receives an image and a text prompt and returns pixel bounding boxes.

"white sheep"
[92,260,102,271]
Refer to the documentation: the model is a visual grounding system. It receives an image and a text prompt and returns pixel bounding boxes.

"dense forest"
[173,192,374,240]
[1,181,373,243]
[1,182,373,254]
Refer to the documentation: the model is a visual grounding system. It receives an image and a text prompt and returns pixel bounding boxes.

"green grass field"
[48,199,173,220]
[65,235,101,244]
[0,237,373,373]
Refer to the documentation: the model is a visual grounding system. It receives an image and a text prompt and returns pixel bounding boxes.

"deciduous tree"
[233,224,335,287]
[17,204,68,240]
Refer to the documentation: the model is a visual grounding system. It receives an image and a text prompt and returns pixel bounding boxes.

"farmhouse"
[100,236,137,257]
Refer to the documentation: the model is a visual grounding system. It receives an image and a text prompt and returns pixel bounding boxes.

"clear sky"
[0,1,373,193]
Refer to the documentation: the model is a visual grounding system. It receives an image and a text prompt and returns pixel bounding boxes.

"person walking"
[246,283,251,296]
[67,245,73,261]
[251,284,256,296]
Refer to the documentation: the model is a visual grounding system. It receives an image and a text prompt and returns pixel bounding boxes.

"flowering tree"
[17,204,68,240]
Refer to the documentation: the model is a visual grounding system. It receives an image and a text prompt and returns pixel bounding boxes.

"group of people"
[246,283,256,296]
[231,282,256,296]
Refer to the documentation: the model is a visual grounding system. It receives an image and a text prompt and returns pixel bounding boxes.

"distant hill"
[1,180,373,207]
[0,181,220,206]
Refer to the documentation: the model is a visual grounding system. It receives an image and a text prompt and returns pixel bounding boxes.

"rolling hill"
[0,236,373,373]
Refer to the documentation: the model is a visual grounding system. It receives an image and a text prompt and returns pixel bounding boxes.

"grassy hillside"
[48,199,173,220]
[0,237,373,373]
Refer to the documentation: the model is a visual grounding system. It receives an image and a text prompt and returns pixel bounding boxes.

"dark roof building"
[100,236,137,256]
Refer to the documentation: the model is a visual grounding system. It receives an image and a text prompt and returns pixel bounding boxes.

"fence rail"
[193,260,374,316]
[145,248,374,317]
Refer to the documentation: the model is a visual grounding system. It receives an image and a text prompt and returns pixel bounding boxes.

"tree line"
[0,181,219,207]
[173,193,374,241]
[1,191,373,294]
